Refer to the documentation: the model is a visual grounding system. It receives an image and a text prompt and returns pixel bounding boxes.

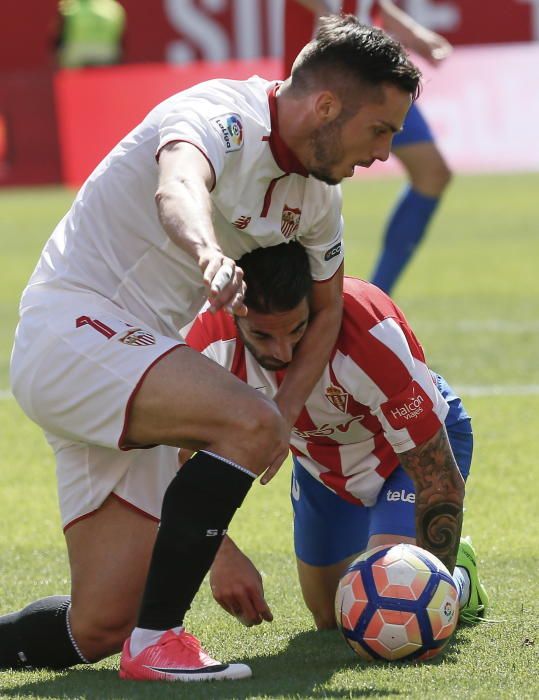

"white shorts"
[48,435,180,530]
[10,289,185,528]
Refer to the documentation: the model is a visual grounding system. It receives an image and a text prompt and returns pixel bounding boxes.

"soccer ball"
[335,543,458,662]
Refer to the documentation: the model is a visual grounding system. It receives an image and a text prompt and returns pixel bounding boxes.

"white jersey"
[187,277,449,506]
[21,76,343,336]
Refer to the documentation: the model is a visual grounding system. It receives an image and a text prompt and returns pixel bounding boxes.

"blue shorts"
[291,374,472,566]
[391,102,434,149]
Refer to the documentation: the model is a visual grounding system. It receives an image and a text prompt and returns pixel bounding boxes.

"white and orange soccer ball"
[335,543,458,662]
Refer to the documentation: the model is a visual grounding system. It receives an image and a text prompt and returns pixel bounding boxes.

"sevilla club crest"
[281,205,301,239]
[119,328,156,346]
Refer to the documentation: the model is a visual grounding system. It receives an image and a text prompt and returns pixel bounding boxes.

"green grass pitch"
[0,173,538,699]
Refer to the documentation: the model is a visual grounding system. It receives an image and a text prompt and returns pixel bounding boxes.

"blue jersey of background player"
[186,242,488,630]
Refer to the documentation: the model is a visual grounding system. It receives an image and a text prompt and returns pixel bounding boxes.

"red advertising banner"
[54,58,281,186]
[393,0,537,45]
[54,42,539,189]
[0,1,537,72]
[0,1,537,186]
[0,1,58,70]
[120,0,283,63]
[0,69,61,186]
[0,2,59,185]
[118,1,538,65]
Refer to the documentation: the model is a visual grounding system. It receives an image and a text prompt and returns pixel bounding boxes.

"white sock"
[129,625,184,657]
[453,566,471,609]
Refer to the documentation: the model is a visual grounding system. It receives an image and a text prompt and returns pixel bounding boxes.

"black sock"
[137,451,254,630]
[0,596,88,669]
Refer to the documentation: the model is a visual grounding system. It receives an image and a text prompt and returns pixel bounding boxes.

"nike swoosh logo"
[254,385,268,390]
[291,476,300,501]
[143,663,229,675]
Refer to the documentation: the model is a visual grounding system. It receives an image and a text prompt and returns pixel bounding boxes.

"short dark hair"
[291,15,421,105]
[237,242,312,314]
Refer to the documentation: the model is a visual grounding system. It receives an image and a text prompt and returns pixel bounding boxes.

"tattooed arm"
[399,426,465,572]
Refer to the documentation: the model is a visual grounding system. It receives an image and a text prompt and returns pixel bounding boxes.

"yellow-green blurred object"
[58,0,125,69]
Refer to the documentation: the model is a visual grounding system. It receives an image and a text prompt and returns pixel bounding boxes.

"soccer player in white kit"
[187,242,489,630]
[287,1,453,295]
[3,17,420,681]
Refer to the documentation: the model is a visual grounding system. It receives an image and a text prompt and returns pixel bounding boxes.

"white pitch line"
[454,384,539,397]
[415,318,539,334]
[416,320,539,333]
[2,385,539,401]
[455,320,539,333]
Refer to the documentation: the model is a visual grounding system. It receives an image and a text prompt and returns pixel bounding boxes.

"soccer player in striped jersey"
[187,242,488,629]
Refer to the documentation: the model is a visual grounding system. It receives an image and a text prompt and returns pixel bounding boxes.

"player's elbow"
[154,184,173,211]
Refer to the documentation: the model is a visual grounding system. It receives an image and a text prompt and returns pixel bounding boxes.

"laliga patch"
[381,381,433,430]
[324,242,342,261]
[210,113,243,153]
[444,601,456,623]
[118,328,156,347]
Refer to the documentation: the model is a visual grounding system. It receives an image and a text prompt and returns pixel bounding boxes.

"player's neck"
[275,81,312,170]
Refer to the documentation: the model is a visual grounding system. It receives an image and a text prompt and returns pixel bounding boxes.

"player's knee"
[233,398,288,473]
[72,609,135,661]
[431,158,452,193]
[414,157,452,196]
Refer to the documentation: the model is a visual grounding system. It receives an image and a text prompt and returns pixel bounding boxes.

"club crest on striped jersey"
[281,205,301,238]
[325,385,349,413]
[210,113,243,152]
[119,328,156,346]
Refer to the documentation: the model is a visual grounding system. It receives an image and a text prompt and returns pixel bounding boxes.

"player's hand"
[259,407,292,485]
[210,537,273,626]
[411,28,452,65]
[259,442,290,485]
[259,393,297,485]
[178,448,194,466]
[199,249,247,316]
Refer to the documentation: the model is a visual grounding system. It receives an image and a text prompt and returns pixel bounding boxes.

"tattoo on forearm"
[400,428,464,572]
[422,502,461,557]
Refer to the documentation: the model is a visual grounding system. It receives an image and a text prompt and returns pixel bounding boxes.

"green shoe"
[456,536,490,624]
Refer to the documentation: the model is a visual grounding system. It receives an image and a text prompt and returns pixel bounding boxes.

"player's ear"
[313,90,342,125]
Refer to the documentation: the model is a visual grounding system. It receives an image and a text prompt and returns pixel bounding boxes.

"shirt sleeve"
[335,310,449,453]
[298,183,344,281]
[185,309,240,374]
[367,320,449,452]
[157,98,241,184]
[374,374,449,453]
[185,312,220,362]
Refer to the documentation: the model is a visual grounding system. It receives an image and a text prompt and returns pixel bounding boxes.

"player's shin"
[136,451,255,636]
[0,596,89,669]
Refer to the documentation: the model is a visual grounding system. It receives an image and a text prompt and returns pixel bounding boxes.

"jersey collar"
[267,83,309,177]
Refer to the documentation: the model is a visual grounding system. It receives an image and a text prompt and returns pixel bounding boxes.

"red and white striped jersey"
[187,277,448,506]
